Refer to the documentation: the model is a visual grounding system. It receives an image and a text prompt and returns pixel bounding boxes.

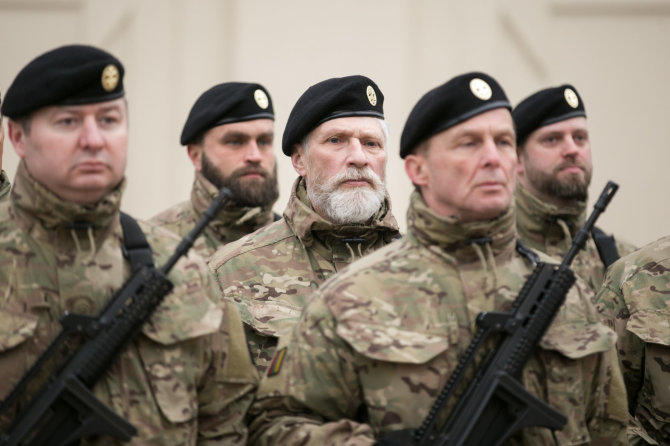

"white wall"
[1,0,669,247]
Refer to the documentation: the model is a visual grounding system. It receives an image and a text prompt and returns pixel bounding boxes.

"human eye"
[574,132,588,143]
[541,135,558,145]
[363,139,382,149]
[497,135,514,148]
[54,114,78,128]
[459,138,476,148]
[100,114,121,127]
[258,136,273,147]
[327,136,342,144]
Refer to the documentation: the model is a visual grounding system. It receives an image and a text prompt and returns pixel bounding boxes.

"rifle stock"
[378,181,618,446]
[0,188,232,446]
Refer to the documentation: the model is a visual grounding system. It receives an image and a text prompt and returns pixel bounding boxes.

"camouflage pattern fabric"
[210,176,399,375]
[515,182,636,291]
[0,170,10,201]
[0,161,258,445]
[596,236,670,445]
[248,191,628,446]
[151,171,277,261]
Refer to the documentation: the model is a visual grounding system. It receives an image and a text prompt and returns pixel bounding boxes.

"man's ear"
[404,153,428,187]
[516,147,525,176]
[187,144,203,171]
[291,144,307,177]
[7,120,27,159]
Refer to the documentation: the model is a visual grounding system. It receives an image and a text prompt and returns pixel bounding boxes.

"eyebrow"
[320,126,384,139]
[222,130,274,139]
[452,127,514,138]
[55,104,124,114]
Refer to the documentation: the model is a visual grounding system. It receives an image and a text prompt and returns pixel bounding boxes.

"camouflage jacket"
[515,182,636,291]
[151,171,278,261]
[0,170,10,201]
[595,236,670,446]
[210,177,400,375]
[248,191,628,446]
[0,162,258,445]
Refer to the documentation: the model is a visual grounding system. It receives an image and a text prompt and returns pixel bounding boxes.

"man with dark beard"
[513,84,635,290]
[151,82,280,260]
[210,75,400,375]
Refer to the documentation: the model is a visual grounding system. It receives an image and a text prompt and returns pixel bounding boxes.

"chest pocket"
[336,321,454,431]
[337,321,449,364]
[626,308,670,416]
[534,318,616,445]
[234,296,303,339]
[138,283,222,424]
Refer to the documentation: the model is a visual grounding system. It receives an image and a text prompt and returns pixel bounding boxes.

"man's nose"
[346,139,368,168]
[79,117,104,150]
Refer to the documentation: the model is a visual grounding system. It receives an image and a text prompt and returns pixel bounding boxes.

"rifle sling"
[120,212,154,271]
[591,226,620,268]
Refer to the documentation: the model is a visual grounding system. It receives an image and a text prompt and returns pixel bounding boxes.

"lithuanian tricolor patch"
[267,347,287,377]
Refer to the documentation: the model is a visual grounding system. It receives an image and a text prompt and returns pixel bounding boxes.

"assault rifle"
[377,181,618,446]
[0,188,232,446]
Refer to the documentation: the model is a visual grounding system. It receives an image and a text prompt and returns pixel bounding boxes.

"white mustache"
[331,167,384,189]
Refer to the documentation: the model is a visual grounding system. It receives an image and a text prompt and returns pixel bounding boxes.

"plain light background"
[1,0,668,248]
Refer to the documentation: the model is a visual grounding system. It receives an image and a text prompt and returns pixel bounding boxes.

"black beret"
[281,75,384,156]
[513,84,586,146]
[400,72,511,158]
[180,82,274,145]
[1,44,124,119]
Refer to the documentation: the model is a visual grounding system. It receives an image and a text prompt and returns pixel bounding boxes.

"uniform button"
[73,302,91,313]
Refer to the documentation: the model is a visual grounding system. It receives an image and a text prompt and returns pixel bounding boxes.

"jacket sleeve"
[197,276,259,445]
[248,294,375,446]
[594,262,644,412]
[583,344,629,444]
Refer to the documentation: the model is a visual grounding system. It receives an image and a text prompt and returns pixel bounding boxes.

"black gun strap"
[591,226,620,268]
[516,240,540,267]
[120,212,154,271]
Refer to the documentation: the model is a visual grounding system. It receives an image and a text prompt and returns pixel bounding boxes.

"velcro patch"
[267,347,287,377]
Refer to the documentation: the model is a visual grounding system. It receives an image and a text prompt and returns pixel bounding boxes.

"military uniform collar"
[12,160,123,232]
[191,171,277,243]
[283,177,399,261]
[515,182,586,247]
[407,190,517,263]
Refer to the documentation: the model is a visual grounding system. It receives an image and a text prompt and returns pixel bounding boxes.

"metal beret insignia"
[469,78,493,101]
[254,89,270,109]
[564,88,579,108]
[101,64,120,92]
[366,85,377,106]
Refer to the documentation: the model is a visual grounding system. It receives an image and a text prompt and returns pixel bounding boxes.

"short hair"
[12,115,32,135]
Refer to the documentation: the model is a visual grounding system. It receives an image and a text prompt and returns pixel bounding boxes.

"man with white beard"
[210,75,400,375]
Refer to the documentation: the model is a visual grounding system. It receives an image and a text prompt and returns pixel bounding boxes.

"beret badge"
[564,88,579,108]
[366,85,377,106]
[470,78,492,101]
[254,89,270,109]
[101,64,120,92]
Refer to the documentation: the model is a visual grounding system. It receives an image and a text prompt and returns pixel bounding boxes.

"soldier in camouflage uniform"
[210,75,400,375]
[595,239,670,445]
[513,85,635,291]
[248,72,628,445]
[0,45,258,444]
[151,82,280,260]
